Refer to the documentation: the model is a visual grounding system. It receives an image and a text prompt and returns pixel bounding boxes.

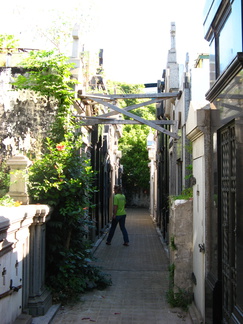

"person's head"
[114,185,122,194]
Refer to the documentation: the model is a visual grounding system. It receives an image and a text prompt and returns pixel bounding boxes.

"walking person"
[106,185,129,246]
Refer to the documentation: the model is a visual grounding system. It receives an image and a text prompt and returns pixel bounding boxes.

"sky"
[1,0,208,84]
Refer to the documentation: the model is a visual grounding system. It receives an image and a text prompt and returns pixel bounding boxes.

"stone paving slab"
[51,208,192,324]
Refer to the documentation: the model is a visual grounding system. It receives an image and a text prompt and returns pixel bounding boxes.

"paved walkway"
[51,208,192,324]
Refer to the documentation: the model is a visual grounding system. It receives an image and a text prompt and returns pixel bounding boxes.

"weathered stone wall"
[126,189,150,208]
[0,67,58,160]
[169,199,193,293]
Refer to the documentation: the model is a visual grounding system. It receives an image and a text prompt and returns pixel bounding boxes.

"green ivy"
[170,236,177,251]
[166,263,192,311]
[13,50,111,302]
[49,248,111,303]
[0,195,15,207]
[0,161,10,195]
[169,187,193,202]
[166,287,192,311]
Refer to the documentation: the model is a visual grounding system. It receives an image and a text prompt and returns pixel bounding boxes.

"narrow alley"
[50,208,192,324]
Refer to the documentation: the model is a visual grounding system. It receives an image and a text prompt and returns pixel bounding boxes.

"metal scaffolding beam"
[77,91,180,139]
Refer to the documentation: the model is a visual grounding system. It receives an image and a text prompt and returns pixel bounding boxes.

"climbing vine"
[166,263,192,311]
[13,50,111,302]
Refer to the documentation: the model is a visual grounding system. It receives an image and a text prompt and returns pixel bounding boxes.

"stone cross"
[170,22,176,49]
[72,23,81,58]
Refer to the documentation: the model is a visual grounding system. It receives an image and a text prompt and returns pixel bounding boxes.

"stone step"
[13,314,32,324]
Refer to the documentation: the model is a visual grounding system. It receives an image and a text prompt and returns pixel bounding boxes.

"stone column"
[6,155,32,205]
[70,23,83,98]
[71,23,80,58]
[28,207,52,316]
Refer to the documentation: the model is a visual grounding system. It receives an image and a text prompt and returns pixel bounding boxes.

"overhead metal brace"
[79,92,180,101]
[80,118,175,126]
[99,98,162,118]
[88,97,180,139]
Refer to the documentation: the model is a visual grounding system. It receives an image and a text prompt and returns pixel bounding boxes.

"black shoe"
[106,242,111,245]
[123,243,129,246]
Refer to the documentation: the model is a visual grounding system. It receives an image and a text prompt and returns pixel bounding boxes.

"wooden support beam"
[89,98,180,139]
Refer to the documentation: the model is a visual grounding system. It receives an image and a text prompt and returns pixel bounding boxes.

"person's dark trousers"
[106,215,129,243]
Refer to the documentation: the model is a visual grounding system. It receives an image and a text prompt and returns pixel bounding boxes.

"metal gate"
[219,121,237,323]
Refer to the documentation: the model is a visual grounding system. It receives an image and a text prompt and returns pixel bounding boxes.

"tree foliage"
[0,34,19,50]
[8,1,96,54]
[107,81,155,195]
[12,50,76,102]
[119,126,150,191]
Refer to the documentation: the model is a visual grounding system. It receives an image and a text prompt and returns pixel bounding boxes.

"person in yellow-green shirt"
[106,185,129,246]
